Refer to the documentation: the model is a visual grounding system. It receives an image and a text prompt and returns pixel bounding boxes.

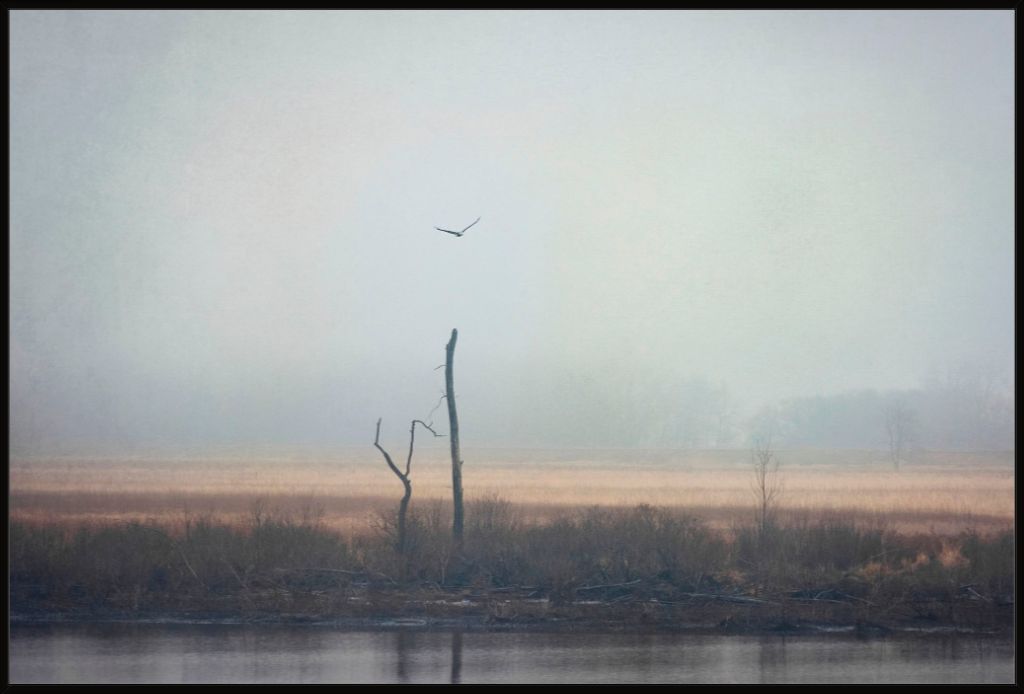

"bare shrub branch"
[751,434,783,535]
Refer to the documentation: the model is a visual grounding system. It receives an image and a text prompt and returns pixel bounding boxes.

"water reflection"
[450,632,463,684]
[394,631,411,683]
[757,635,787,683]
[9,624,1014,684]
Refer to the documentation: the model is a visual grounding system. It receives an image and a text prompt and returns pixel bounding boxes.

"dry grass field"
[10,447,1013,536]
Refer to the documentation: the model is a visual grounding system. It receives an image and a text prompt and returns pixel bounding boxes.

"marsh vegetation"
[10,449,1014,634]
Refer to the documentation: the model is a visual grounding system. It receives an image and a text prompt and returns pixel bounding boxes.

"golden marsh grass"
[10,447,1013,536]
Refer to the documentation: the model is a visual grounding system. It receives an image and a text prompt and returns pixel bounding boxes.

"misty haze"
[9,10,1014,685]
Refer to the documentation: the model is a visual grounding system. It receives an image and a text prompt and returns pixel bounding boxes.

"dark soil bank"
[11,581,1013,637]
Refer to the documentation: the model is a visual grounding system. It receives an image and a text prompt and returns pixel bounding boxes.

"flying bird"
[435,216,480,237]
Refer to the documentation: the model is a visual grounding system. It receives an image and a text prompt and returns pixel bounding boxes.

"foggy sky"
[9,11,1014,453]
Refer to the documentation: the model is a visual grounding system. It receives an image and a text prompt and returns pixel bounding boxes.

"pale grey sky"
[9,10,1014,452]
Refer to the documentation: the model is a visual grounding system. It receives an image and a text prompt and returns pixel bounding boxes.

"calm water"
[9,623,1014,684]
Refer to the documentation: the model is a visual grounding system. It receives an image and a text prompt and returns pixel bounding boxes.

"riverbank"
[11,580,1014,637]
[11,503,1014,639]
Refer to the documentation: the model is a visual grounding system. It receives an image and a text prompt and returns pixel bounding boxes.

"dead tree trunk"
[373,417,440,553]
[445,328,464,546]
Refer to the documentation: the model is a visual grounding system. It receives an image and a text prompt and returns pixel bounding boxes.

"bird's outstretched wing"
[434,216,481,237]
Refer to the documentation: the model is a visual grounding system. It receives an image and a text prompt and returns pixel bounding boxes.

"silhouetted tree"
[751,434,782,535]
[885,400,914,471]
[373,417,440,553]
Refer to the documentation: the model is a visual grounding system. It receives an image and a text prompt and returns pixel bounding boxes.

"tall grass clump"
[359,500,455,583]
[10,509,354,611]
[519,505,729,598]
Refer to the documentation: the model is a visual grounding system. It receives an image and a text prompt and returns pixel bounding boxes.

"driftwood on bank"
[274,566,398,586]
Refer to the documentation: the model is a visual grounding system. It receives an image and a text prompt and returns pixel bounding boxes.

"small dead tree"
[445,328,464,546]
[885,400,913,471]
[373,417,441,553]
[751,434,783,536]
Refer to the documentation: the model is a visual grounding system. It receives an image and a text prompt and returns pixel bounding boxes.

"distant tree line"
[751,370,1014,452]
[498,369,737,449]
[483,363,1013,452]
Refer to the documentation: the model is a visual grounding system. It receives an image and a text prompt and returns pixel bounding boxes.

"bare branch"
[374,418,406,482]
[412,419,444,437]
[426,392,447,427]
[405,419,444,477]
